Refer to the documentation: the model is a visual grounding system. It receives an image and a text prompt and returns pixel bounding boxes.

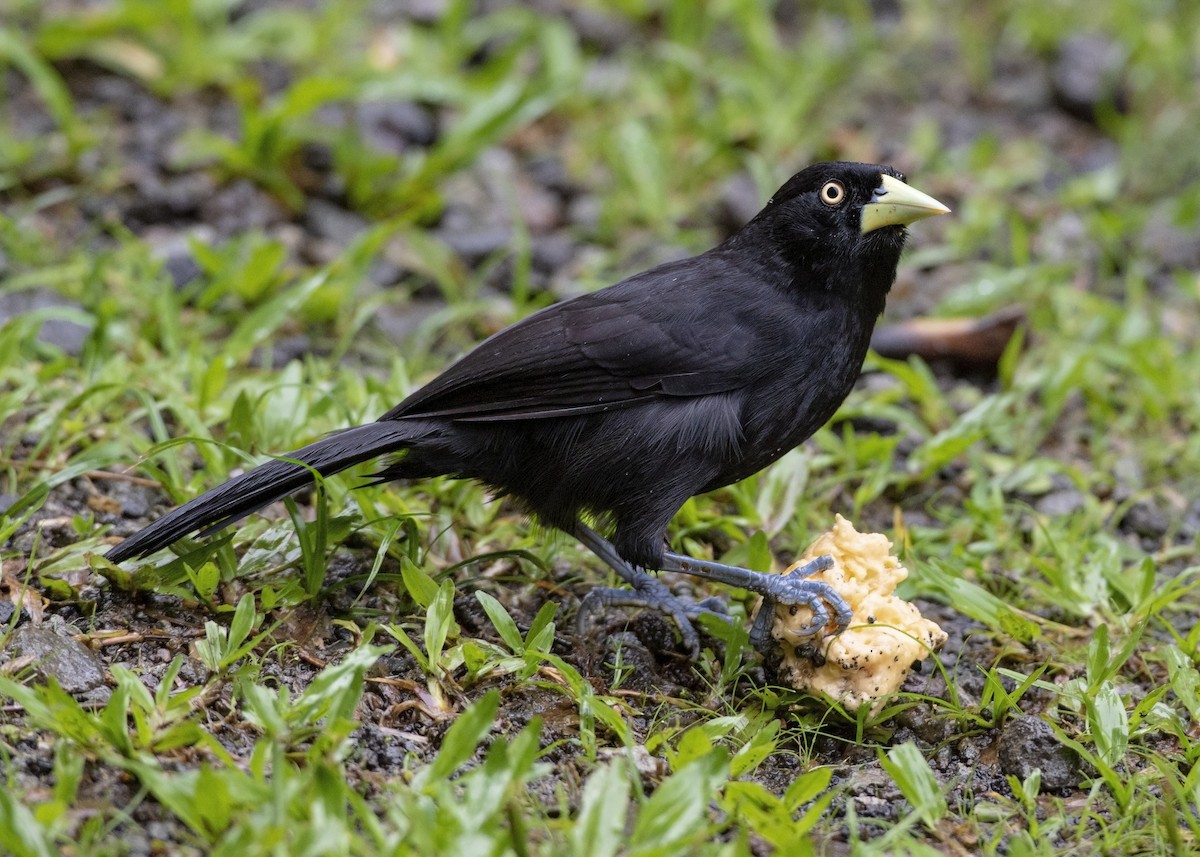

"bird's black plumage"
[107,162,946,631]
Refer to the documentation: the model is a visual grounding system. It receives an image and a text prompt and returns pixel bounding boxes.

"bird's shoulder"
[380,251,793,422]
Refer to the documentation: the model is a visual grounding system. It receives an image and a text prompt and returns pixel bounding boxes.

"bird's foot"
[575,576,729,660]
[660,552,853,654]
[570,521,852,660]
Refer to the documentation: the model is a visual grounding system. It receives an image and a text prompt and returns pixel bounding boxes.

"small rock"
[163,247,203,288]
[1051,34,1128,123]
[1036,212,1091,266]
[102,479,156,520]
[439,163,511,233]
[299,138,336,174]
[269,222,307,257]
[395,0,447,25]
[531,232,576,273]
[373,298,444,344]
[716,172,763,237]
[1111,457,1144,502]
[0,289,90,356]
[1036,488,1086,518]
[844,766,904,820]
[358,101,440,151]
[368,257,405,289]
[123,170,215,222]
[560,4,636,53]
[89,73,142,109]
[199,179,289,237]
[989,59,1053,112]
[1140,203,1200,271]
[997,715,1081,790]
[304,198,370,247]
[249,58,292,96]
[515,179,563,232]
[893,702,955,744]
[3,624,107,695]
[250,334,317,368]
[1184,499,1200,539]
[438,225,512,266]
[144,227,215,289]
[566,194,602,233]
[1122,499,1170,540]
[525,154,575,197]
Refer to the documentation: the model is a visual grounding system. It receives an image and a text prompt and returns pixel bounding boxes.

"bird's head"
[736,162,949,314]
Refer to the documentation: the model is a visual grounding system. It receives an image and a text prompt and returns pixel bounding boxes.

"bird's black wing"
[381,255,764,423]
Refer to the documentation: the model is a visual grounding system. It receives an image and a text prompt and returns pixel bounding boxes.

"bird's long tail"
[105,421,419,563]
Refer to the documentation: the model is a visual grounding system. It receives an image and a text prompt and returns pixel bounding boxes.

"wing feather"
[381,253,766,422]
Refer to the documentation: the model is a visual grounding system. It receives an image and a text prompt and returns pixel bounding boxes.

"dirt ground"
[4,1,1191,852]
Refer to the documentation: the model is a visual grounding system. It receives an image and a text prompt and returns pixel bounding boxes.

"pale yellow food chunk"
[758,515,946,712]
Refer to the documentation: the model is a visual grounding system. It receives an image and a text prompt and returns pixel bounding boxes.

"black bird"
[106,162,948,656]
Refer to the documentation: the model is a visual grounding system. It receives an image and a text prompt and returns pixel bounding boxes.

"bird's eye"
[820,180,845,206]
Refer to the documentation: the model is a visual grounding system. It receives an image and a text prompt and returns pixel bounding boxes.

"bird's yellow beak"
[860,174,950,234]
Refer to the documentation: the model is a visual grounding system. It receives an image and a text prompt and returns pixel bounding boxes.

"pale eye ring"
[820,180,846,206]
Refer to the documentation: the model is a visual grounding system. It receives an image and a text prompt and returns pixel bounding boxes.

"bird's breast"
[714,313,875,484]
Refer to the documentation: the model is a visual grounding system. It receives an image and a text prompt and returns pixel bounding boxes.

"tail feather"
[106,421,418,563]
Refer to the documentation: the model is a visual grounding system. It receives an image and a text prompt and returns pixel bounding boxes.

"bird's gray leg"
[573,522,727,659]
[659,552,853,639]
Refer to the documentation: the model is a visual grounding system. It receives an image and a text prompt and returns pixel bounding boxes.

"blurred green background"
[2,1,1200,854]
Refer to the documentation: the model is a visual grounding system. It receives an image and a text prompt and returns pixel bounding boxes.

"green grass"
[2,0,1200,853]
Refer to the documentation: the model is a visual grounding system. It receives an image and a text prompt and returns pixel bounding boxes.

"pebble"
[0,289,90,355]
[515,178,564,232]
[304,198,370,245]
[1140,202,1200,271]
[997,714,1082,790]
[3,623,107,695]
[373,298,445,344]
[199,179,289,237]
[716,172,763,236]
[1051,35,1128,123]
[437,225,512,266]
[531,231,576,273]
[1035,488,1086,518]
[358,101,440,151]
[143,225,215,289]
[566,194,602,233]
[524,154,575,197]
[1122,499,1170,540]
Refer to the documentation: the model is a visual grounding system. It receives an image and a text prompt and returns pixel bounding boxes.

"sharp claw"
[787,604,831,638]
[799,554,836,577]
[749,594,778,652]
[658,549,850,641]
[770,555,853,638]
[575,588,605,636]
[694,596,730,616]
[575,581,717,659]
[833,599,854,634]
[572,521,724,659]
[571,521,849,659]
[674,609,702,660]
[633,576,699,657]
